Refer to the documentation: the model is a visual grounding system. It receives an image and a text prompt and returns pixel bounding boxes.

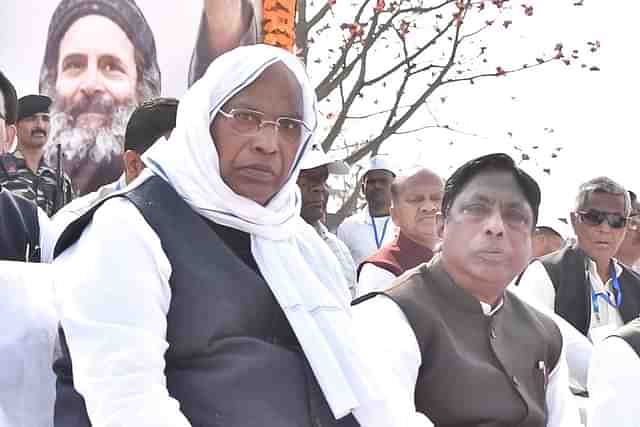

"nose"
[35,116,48,128]
[484,209,505,237]
[419,200,437,214]
[251,125,279,155]
[79,63,104,96]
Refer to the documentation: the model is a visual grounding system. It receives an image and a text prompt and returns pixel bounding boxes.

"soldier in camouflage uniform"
[0,95,73,216]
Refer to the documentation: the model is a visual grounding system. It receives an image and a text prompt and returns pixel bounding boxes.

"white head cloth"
[143,44,383,422]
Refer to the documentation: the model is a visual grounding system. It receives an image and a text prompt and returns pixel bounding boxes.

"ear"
[436,212,446,239]
[569,212,578,232]
[123,150,143,184]
[5,124,16,149]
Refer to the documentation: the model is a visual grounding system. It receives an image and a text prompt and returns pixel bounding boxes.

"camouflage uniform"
[0,149,74,216]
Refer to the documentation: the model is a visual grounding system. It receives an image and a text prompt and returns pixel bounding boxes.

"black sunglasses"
[576,209,628,229]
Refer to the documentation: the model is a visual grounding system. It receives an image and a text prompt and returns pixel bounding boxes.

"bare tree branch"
[343,1,468,164]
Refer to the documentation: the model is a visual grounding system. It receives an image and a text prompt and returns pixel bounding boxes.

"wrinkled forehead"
[402,172,444,192]
[226,62,303,115]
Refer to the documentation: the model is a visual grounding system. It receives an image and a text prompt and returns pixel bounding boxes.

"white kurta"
[353,295,582,427]
[45,177,125,262]
[356,263,396,298]
[337,212,396,267]
[588,335,640,427]
[0,262,58,427]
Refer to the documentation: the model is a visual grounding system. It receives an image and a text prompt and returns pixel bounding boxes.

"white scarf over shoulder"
[143,45,383,423]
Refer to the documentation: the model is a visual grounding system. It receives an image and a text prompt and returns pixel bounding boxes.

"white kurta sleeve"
[588,337,640,427]
[37,207,54,264]
[54,197,192,427]
[544,343,582,427]
[513,260,557,312]
[356,263,397,298]
[353,295,434,426]
[0,262,57,427]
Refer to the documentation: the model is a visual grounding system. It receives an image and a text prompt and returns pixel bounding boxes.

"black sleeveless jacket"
[539,245,640,336]
[53,176,358,427]
[0,187,40,262]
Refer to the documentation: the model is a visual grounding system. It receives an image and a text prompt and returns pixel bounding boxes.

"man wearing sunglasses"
[517,177,640,394]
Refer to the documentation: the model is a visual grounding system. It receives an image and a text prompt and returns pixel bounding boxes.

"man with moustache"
[337,155,397,266]
[354,153,580,425]
[297,144,356,297]
[615,191,640,272]
[0,95,73,216]
[517,177,640,393]
[356,167,443,297]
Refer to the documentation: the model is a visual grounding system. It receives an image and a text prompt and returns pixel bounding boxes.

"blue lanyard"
[591,263,622,317]
[371,216,390,249]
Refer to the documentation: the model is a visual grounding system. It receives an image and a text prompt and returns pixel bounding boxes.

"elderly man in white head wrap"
[51,45,427,427]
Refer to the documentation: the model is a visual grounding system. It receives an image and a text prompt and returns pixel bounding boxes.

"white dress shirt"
[516,258,625,392]
[588,335,640,427]
[337,211,396,267]
[0,262,58,427]
[353,295,582,427]
[357,263,396,298]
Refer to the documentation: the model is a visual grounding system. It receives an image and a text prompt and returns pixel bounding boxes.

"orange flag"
[263,0,297,51]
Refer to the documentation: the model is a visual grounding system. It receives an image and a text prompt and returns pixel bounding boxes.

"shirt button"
[512,376,520,387]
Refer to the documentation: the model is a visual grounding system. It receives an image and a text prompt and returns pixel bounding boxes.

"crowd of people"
[1,11,640,427]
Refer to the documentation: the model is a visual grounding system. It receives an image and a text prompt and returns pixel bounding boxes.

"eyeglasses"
[218,108,310,143]
[576,209,628,229]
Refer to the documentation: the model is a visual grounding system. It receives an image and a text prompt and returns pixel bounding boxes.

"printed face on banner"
[23,0,264,196]
[55,15,139,129]
[39,7,150,196]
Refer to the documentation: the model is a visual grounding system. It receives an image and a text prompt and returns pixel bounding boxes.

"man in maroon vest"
[356,167,443,297]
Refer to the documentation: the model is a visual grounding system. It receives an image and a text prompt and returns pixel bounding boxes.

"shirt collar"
[586,257,622,279]
[479,299,504,316]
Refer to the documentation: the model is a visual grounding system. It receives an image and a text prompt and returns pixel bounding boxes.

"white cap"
[536,216,573,239]
[363,154,396,177]
[300,144,350,175]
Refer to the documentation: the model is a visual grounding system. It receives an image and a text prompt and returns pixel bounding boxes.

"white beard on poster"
[28,0,264,196]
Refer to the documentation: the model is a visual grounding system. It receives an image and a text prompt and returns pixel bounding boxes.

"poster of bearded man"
[4,0,272,196]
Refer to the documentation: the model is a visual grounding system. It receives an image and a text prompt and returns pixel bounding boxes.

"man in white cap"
[337,155,396,266]
[298,144,357,297]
